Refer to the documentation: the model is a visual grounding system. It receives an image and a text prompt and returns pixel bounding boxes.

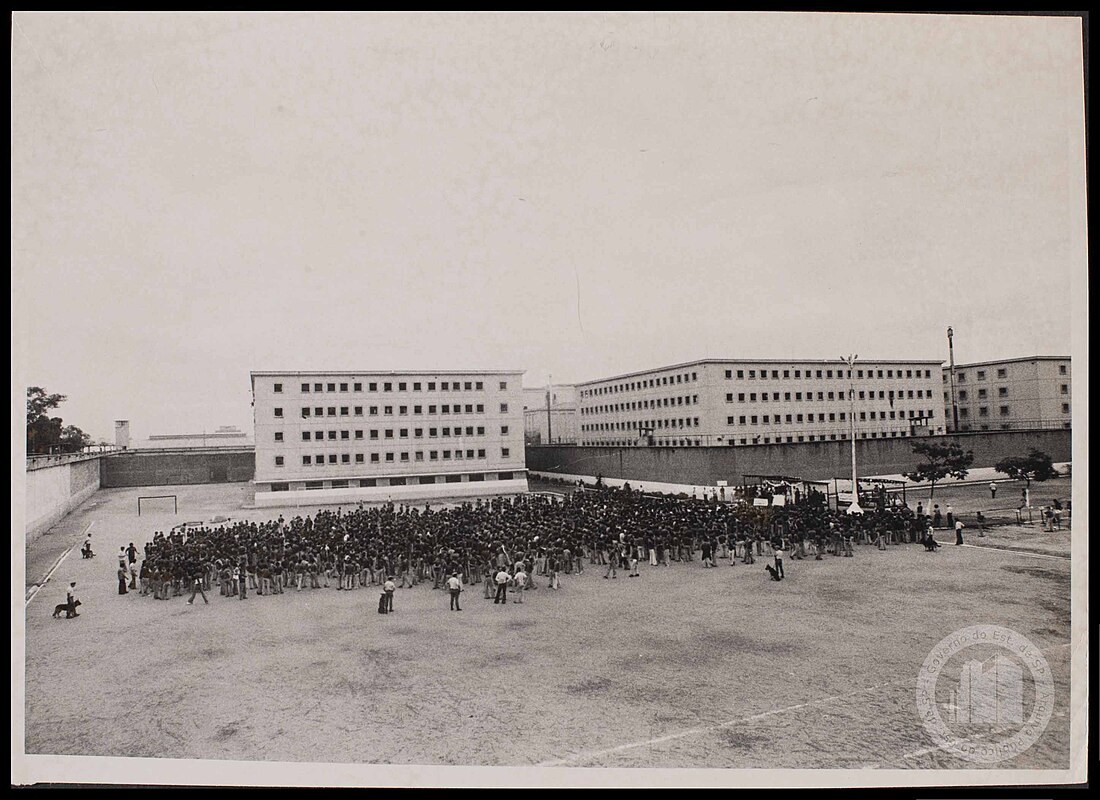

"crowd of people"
[91,483,966,611]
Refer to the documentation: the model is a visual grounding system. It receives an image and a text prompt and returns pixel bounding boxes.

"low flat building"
[130,426,254,450]
[577,358,946,447]
[942,356,1071,432]
[251,370,527,506]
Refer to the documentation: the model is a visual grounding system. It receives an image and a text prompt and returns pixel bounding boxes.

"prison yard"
[24,480,1071,769]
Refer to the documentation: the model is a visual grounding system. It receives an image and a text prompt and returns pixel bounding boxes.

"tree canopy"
[905,441,974,499]
[995,449,1060,487]
[26,386,91,454]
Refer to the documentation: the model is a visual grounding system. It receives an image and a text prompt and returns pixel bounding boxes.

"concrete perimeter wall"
[100,448,255,488]
[26,455,102,542]
[527,429,1071,487]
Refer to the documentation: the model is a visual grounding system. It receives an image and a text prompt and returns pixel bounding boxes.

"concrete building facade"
[578,358,946,448]
[942,356,1071,432]
[523,384,578,445]
[251,370,528,506]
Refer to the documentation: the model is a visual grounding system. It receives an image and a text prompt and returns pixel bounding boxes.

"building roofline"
[251,369,525,389]
[944,356,1071,369]
[576,358,946,387]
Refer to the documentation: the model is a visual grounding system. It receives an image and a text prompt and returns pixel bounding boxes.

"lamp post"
[546,374,553,445]
[947,327,959,433]
[840,354,863,515]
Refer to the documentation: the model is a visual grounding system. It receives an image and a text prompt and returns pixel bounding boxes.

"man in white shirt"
[66,582,80,618]
[954,520,965,546]
[383,577,396,612]
[493,569,511,604]
[773,546,785,579]
[445,573,463,611]
[512,567,527,604]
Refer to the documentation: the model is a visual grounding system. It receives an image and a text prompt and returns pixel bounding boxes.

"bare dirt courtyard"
[23,483,1071,769]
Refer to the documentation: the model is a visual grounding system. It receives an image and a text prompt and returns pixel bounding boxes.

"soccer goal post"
[137,495,178,516]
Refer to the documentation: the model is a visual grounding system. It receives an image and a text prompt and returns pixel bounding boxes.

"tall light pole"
[840,354,863,515]
[546,374,553,445]
[947,327,959,433]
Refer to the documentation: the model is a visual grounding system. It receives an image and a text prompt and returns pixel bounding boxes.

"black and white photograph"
[11,11,1088,789]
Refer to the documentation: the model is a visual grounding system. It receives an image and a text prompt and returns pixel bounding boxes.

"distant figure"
[946,505,955,530]
[976,511,986,537]
[66,582,80,617]
[990,482,998,500]
[446,573,463,611]
[954,520,965,546]
[117,563,129,595]
[932,505,943,528]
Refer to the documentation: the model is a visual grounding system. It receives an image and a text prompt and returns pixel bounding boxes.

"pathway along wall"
[526,429,1071,487]
[25,454,102,542]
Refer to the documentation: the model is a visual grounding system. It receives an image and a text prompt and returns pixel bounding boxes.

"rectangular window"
[501,425,509,435]
[301,383,310,393]
[354,406,363,416]
[370,453,380,463]
[302,431,311,441]
[354,382,362,391]
[273,383,283,393]
[998,387,1008,397]
[274,407,283,418]
[384,429,394,439]
[340,430,350,440]
[302,456,311,465]
[339,383,348,392]
[385,453,394,462]
[502,448,510,458]
[274,432,283,442]
[399,382,407,391]
[1000,406,1010,416]
[430,451,438,460]
[369,382,377,391]
[314,383,323,392]
[274,456,284,466]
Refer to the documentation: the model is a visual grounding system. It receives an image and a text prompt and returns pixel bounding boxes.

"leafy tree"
[906,441,974,499]
[26,387,90,454]
[995,449,1060,488]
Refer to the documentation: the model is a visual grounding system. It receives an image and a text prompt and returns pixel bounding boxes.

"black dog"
[923,535,940,552]
[764,564,783,581]
[52,600,81,618]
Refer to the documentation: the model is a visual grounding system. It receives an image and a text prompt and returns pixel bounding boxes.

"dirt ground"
[23,483,1072,769]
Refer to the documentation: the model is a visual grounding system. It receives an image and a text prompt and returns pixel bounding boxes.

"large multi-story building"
[523,384,578,444]
[251,370,528,506]
[942,356,1071,432]
[577,358,946,448]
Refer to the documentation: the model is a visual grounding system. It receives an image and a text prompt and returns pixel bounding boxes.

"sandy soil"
[23,483,1072,769]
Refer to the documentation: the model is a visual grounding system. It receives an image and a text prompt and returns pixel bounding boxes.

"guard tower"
[114,420,130,450]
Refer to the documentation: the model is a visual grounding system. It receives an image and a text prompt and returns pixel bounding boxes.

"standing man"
[512,564,527,603]
[117,562,129,595]
[945,505,955,531]
[445,573,463,611]
[954,518,965,546]
[976,511,986,537]
[188,569,209,605]
[773,544,785,580]
[494,566,511,604]
[383,575,396,612]
[66,582,80,618]
[989,482,998,501]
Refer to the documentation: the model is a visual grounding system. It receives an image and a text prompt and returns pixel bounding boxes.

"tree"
[906,441,975,500]
[26,386,91,454]
[995,449,1060,488]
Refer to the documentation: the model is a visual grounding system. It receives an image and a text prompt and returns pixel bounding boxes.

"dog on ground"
[764,564,783,581]
[52,600,81,618]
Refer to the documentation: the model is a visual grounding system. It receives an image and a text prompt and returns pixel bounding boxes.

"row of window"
[273,425,509,442]
[724,367,931,381]
[272,403,510,419]
[268,472,518,491]
[582,418,701,432]
[956,404,1070,418]
[583,371,699,398]
[275,380,509,394]
[581,366,935,399]
[729,388,928,403]
[583,395,698,415]
[274,448,511,467]
[580,429,924,447]
[727,409,933,426]
[945,364,1069,383]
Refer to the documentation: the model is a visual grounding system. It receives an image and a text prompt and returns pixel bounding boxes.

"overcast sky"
[11,13,1086,442]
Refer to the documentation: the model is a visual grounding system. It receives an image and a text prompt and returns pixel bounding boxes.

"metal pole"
[546,375,552,445]
[841,355,862,514]
[947,327,959,433]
